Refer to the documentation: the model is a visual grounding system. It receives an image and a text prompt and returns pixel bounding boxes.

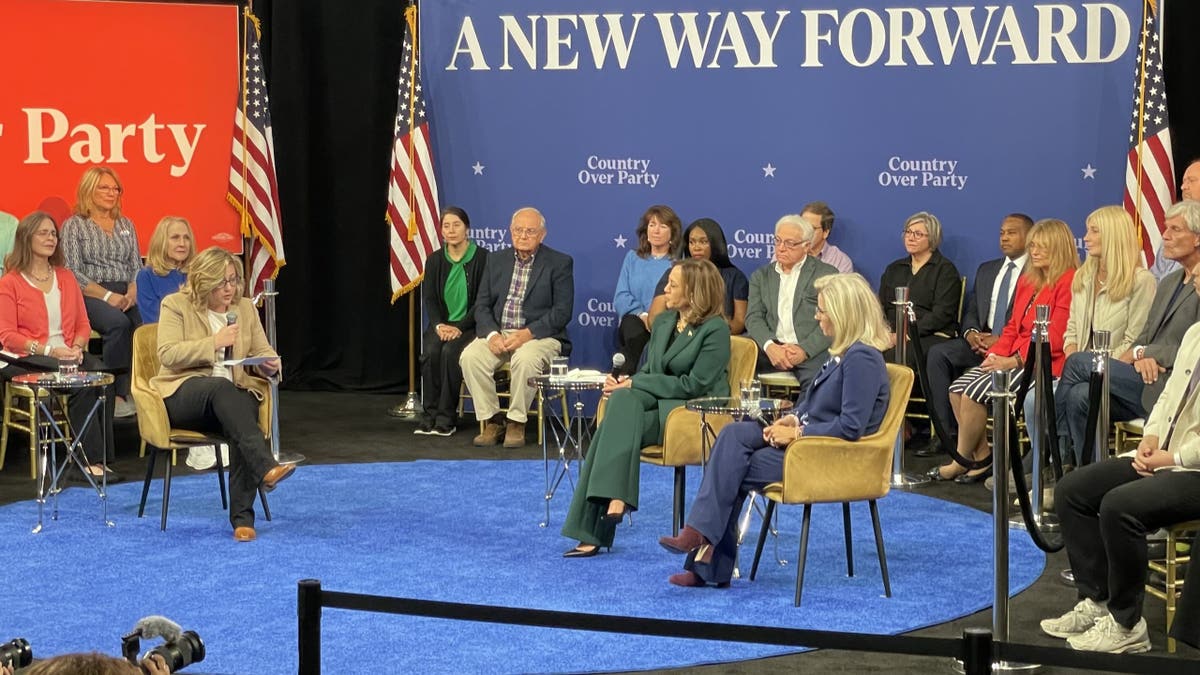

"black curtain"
[254,0,1200,393]
[256,0,412,392]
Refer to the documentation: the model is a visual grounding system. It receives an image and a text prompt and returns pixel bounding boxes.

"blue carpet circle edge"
[0,459,1045,674]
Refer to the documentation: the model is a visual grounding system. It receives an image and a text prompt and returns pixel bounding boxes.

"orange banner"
[0,0,240,253]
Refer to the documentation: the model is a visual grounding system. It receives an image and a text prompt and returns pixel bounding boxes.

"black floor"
[2,391,1197,673]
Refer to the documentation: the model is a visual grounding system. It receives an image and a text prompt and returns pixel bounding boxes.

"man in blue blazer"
[922,214,1031,454]
[460,207,574,448]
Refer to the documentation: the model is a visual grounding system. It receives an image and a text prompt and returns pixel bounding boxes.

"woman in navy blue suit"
[659,273,892,588]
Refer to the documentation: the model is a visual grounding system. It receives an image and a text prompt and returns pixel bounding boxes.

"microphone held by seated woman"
[659,272,892,588]
[152,247,294,542]
[560,258,731,558]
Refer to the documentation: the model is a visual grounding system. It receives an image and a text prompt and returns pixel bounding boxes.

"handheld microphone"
[132,616,183,643]
[223,312,237,362]
[610,353,626,379]
[745,407,771,428]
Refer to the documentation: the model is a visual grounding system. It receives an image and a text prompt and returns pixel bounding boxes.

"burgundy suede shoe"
[659,525,707,555]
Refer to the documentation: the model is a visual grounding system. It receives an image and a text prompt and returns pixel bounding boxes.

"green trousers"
[560,388,663,547]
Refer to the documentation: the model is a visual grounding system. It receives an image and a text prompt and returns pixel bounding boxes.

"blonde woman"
[660,273,892,588]
[154,247,294,541]
[1054,206,1176,465]
[60,166,142,417]
[561,258,730,558]
[135,216,195,324]
[930,219,1080,483]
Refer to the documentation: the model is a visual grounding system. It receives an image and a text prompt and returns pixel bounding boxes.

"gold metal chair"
[638,335,759,535]
[1147,520,1199,653]
[748,363,914,606]
[130,324,272,530]
[0,381,71,478]
[1114,418,1145,455]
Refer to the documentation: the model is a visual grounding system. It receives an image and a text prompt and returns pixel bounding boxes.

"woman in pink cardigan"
[0,211,115,480]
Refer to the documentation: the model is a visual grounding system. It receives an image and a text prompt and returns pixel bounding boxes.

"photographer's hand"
[141,653,171,675]
[2,661,14,675]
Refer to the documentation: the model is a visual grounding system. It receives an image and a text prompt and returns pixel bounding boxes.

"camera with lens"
[0,638,32,669]
[121,618,205,673]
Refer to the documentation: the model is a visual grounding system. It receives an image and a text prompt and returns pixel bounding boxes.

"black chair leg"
[870,500,891,597]
[795,504,812,607]
[259,488,272,521]
[749,500,775,581]
[214,445,228,510]
[672,466,686,536]
[160,453,173,531]
[843,502,854,577]
[138,447,158,518]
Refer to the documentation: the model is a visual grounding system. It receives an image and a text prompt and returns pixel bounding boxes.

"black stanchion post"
[298,578,322,675]
[961,628,993,675]
[1013,305,1058,534]
[891,286,929,488]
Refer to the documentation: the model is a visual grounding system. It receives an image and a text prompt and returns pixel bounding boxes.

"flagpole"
[389,4,425,420]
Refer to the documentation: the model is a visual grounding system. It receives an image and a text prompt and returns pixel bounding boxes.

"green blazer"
[632,311,731,442]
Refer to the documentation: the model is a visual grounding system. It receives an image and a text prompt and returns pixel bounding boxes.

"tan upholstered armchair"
[640,335,759,534]
[748,363,914,606]
[131,324,272,530]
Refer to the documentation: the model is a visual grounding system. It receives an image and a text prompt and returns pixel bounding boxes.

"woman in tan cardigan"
[153,247,294,541]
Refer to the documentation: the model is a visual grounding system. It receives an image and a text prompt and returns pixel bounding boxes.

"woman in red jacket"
[0,211,115,480]
[929,218,1079,483]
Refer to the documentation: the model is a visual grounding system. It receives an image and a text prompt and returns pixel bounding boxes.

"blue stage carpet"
[0,460,1043,674]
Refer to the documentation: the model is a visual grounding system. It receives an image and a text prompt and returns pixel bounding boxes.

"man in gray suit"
[745,214,838,392]
[1055,199,1200,465]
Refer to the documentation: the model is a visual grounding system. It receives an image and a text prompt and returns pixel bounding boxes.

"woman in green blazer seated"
[561,258,731,557]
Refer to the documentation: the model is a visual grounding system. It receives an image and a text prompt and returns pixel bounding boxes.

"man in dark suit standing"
[745,214,838,392]
[460,207,574,448]
[922,214,1032,455]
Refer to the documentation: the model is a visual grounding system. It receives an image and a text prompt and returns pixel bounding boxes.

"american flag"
[1122,0,1174,268]
[227,9,285,297]
[387,5,440,302]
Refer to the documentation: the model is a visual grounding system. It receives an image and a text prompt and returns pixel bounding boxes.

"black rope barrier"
[294,580,1197,675]
[1080,370,1106,466]
[906,327,989,470]
[1007,340,1064,553]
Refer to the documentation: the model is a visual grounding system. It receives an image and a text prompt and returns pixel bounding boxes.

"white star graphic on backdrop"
[762,163,776,178]
[472,161,485,175]
[1081,164,1097,179]
[614,234,628,248]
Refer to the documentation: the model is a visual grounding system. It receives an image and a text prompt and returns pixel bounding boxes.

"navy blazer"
[791,342,890,440]
[963,257,1004,335]
[475,244,575,355]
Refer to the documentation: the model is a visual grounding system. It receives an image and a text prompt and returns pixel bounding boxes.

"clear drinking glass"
[550,355,569,379]
[57,358,78,381]
[747,378,762,410]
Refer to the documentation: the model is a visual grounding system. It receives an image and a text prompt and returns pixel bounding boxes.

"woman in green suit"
[562,258,731,557]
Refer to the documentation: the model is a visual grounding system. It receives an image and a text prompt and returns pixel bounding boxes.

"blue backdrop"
[422,0,1137,368]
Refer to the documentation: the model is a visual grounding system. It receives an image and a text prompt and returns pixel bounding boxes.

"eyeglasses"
[33,229,58,238]
[815,307,827,317]
[773,237,807,250]
[217,276,241,289]
[95,185,123,194]
[902,229,928,239]
[511,227,540,237]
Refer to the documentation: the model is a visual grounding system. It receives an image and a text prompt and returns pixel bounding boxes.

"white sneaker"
[114,398,138,418]
[1067,615,1151,653]
[1040,598,1107,638]
[188,445,232,470]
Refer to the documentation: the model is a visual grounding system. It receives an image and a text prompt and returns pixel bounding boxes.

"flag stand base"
[388,392,422,420]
